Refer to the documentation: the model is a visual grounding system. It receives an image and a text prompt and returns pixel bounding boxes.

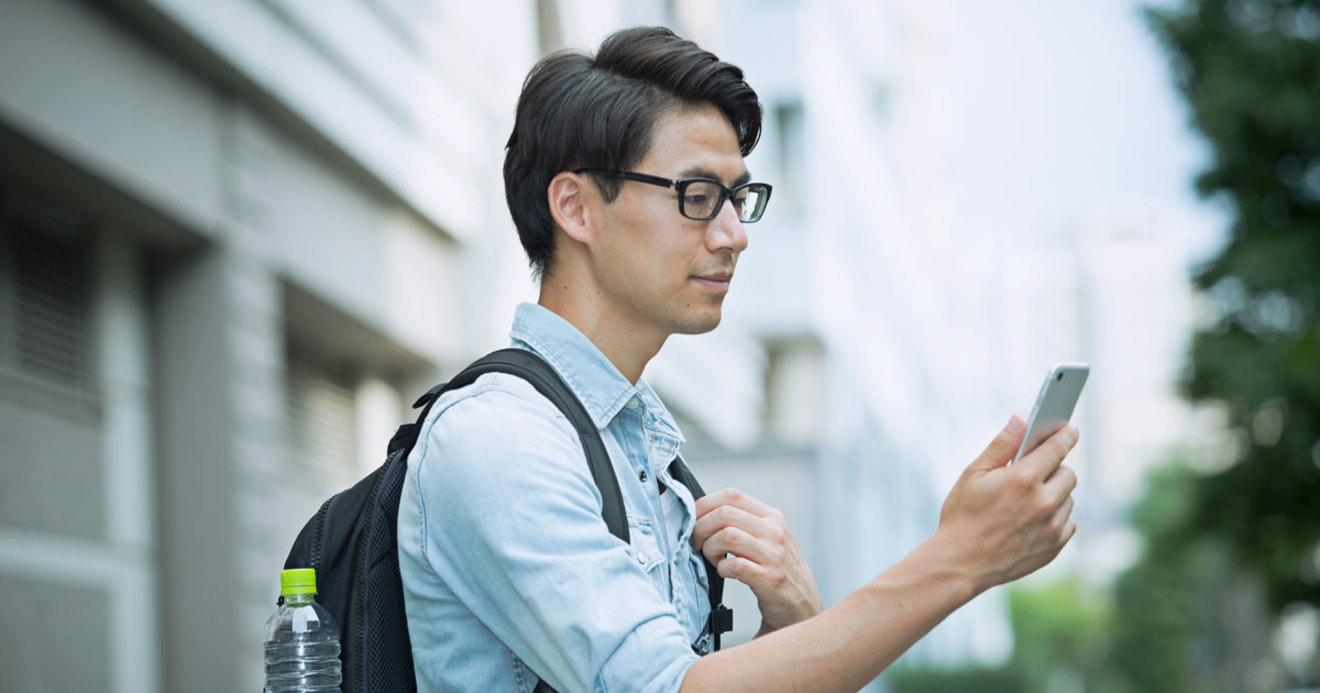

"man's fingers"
[969,415,1027,472]
[1050,494,1074,530]
[715,554,766,584]
[700,526,781,567]
[1061,518,1078,545]
[695,487,778,520]
[1044,463,1078,497]
[1017,425,1079,481]
[692,504,775,551]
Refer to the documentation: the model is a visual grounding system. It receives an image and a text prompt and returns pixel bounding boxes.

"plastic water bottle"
[264,568,342,692]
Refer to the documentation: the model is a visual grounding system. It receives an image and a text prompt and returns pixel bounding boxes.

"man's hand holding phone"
[933,413,1080,594]
[1012,364,1088,464]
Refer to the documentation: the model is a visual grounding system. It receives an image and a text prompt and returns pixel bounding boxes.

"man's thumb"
[972,415,1026,471]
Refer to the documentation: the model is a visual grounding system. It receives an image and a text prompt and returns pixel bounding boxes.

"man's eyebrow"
[679,167,752,187]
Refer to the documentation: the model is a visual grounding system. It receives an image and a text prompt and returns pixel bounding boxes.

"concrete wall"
[0,0,537,689]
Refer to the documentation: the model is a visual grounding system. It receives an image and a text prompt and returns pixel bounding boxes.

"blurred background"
[0,0,1316,691]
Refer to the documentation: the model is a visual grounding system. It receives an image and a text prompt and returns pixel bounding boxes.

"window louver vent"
[4,224,91,388]
[285,354,358,476]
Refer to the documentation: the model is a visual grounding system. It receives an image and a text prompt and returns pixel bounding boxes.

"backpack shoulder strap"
[669,456,735,651]
[407,348,629,545]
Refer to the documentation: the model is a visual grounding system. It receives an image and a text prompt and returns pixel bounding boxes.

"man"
[398,26,1078,692]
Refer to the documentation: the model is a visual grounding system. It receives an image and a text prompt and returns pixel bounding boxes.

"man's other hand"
[936,415,1079,593]
[692,489,824,635]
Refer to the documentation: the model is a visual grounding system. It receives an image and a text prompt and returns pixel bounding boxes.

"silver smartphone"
[1011,363,1090,464]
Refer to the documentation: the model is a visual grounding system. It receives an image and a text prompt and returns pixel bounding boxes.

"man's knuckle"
[1009,469,1035,491]
[1044,513,1062,535]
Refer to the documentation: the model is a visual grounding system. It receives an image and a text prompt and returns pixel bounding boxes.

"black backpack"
[279,348,733,692]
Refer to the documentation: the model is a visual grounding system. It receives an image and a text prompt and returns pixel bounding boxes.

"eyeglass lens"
[680,181,770,222]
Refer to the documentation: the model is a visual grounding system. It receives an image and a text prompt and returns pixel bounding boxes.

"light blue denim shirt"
[398,303,711,692]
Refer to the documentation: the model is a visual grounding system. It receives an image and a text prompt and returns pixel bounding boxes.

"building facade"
[0,0,543,689]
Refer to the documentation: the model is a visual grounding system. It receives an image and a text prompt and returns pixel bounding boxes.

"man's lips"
[692,273,733,290]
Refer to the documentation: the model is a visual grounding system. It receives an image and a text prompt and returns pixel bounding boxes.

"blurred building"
[1070,201,1208,579]
[0,0,542,689]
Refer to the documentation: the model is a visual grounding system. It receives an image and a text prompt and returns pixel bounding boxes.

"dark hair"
[503,26,762,280]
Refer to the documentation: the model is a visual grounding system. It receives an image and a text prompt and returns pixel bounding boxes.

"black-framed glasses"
[575,168,773,223]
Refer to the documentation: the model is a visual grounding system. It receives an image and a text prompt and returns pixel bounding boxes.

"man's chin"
[673,310,723,335]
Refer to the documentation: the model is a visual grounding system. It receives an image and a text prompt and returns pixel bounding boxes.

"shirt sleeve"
[406,375,699,693]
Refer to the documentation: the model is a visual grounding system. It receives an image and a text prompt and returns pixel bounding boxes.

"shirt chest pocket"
[626,518,666,576]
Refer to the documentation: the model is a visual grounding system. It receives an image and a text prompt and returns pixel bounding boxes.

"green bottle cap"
[280,568,317,597]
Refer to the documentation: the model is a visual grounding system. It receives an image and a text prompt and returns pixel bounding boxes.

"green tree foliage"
[1107,464,1199,692]
[1006,579,1113,692]
[1148,0,1320,611]
[889,666,1027,693]
[1107,461,1282,691]
[890,579,1113,693]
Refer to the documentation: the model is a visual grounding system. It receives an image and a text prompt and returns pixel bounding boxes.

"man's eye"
[685,194,711,206]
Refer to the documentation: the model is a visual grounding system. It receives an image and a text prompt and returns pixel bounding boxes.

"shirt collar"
[511,302,679,432]
[634,379,683,442]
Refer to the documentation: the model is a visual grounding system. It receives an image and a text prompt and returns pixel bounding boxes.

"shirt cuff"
[596,613,701,693]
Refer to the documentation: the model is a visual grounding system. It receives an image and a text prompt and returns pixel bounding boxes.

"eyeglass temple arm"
[575,169,676,189]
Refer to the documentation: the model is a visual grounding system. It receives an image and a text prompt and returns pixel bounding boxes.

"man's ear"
[547,172,595,245]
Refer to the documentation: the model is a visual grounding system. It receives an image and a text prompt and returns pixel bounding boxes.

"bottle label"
[293,608,320,633]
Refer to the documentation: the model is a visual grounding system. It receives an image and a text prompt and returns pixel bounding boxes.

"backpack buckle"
[709,605,733,634]
[696,606,733,654]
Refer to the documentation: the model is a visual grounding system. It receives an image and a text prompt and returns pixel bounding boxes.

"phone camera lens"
[1056,372,1063,381]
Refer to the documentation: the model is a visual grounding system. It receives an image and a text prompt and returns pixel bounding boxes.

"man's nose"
[707,200,749,253]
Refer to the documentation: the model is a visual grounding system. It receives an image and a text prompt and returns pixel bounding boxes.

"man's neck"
[537,288,665,385]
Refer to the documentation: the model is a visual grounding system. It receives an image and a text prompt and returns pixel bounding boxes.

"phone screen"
[1011,364,1089,464]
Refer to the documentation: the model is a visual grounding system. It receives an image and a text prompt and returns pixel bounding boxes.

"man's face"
[588,103,750,342]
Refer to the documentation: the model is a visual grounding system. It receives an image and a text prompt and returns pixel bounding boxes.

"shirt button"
[626,396,640,410]
[636,552,648,565]
[639,469,648,483]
